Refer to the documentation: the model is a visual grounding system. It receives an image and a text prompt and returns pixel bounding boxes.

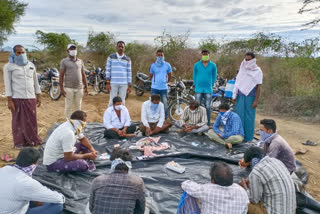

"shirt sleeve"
[124,108,131,127]
[33,66,41,94]
[141,102,149,128]
[181,180,204,200]
[3,64,13,97]
[127,59,132,84]
[62,132,75,153]
[103,109,114,129]
[149,64,154,74]
[106,57,111,81]
[167,63,172,73]
[213,114,222,134]
[212,63,217,84]
[248,171,263,204]
[135,178,146,213]
[192,64,197,86]
[196,108,208,127]
[89,179,97,212]
[266,142,280,158]
[60,59,66,71]
[157,103,165,127]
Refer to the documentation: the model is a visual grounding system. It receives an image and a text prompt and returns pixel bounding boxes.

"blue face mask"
[13,53,29,66]
[151,103,159,114]
[219,111,225,115]
[259,130,273,142]
[156,56,164,64]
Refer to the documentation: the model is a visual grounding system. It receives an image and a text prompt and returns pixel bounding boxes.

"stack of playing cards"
[166,161,185,173]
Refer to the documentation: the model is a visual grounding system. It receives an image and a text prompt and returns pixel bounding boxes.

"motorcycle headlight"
[177,87,180,91]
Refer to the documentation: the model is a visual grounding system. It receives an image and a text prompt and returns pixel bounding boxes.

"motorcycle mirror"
[172,67,177,71]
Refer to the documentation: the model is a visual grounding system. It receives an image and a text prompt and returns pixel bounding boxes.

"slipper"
[1,154,15,162]
[302,140,317,146]
[225,143,233,149]
[295,149,308,155]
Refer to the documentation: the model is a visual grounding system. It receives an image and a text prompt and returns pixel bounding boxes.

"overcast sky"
[4,0,320,48]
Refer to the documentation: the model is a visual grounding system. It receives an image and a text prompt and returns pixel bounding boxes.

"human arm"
[81,62,88,94]
[167,63,172,83]
[59,60,66,97]
[213,115,223,135]
[105,57,111,91]
[192,64,197,87]
[181,180,204,199]
[148,64,153,80]
[157,103,165,128]
[127,59,132,93]
[265,141,280,158]
[247,172,263,204]
[33,66,41,107]
[252,84,261,109]
[212,64,217,85]
[135,178,146,213]
[141,102,150,128]
[4,64,15,112]
[80,137,97,154]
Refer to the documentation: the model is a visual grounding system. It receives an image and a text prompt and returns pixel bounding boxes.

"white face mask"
[114,105,122,111]
[69,50,77,57]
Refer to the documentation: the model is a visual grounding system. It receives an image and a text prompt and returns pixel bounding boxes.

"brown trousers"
[248,202,268,214]
[139,121,171,135]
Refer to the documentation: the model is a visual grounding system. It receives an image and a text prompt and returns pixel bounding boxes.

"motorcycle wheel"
[49,84,61,101]
[135,80,145,96]
[99,81,109,94]
[168,99,190,122]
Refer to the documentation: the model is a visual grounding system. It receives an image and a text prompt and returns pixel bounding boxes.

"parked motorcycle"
[38,67,61,101]
[134,72,152,96]
[85,61,102,92]
[210,77,234,114]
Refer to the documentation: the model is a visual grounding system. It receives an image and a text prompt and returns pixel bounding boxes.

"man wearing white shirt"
[0,148,65,214]
[103,96,136,139]
[140,94,172,136]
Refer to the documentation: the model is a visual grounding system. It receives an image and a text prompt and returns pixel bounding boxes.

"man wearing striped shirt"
[175,100,209,134]
[105,41,132,107]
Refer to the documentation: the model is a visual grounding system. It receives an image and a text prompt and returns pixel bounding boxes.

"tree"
[199,37,219,54]
[0,0,28,46]
[299,0,320,28]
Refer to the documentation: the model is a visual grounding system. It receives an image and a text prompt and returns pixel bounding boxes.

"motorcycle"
[210,77,234,114]
[38,67,61,101]
[85,61,102,92]
[134,72,152,96]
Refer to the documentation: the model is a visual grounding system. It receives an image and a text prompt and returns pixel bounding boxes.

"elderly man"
[149,49,172,118]
[89,148,145,214]
[105,41,132,107]
[238,147,296,214]
[0,148,65,214]
[43,111,97,172]
[180,162,249,214]
[140,94,172,136]
[232,52,263,142]
[193,49,217,125]
[4,45,42,149]
[60,44,88,119]
[258,119,296,174]
[175,100,209,134]
[208,103,244,149]
[103,96,136,139]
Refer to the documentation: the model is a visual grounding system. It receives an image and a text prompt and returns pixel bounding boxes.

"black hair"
[201,49,210,54]
[245,52,255,59]
[260,119,277,133]
[210,162,233,186]
[110,148,133,171]
[16,147,40,167]
[156,49,164,54]
[218,103,230,111]
[13,45,24,53]
[70,111,87,121]
[151,94,161,102]
[117,41,125,46]
[189,100,199,109]
[112,96,122,104]
[244,146,264,163]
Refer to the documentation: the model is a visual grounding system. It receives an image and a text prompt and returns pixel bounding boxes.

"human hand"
[61,88,66,97]
[87,152,97,160]
[238,179,249,190]
[218,133,223,138]
[146,127,151,136]
[105,83,111,92]
[8,99,15,113]
[238,158,249,168]
[36,94,41,107]
[252,100,258,109]
[232,99,237,104]
[127,86,131,94]
[84,86,88,95]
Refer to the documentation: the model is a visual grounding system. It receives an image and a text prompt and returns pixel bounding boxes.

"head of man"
[243,146,264,168]
[113,96,123,111]
[116,41,125,55]
[13,45,25,56]
[189,100,199,112]
[210,162,233,186]
[245,52,255,61]
[67,44,77,57]
[260,119,276,134]
[70,110,87,122]
[218,103,230,115]
[151,94,161,105]
[156,49,164,58]
[16,147,40,167]
[110,148,133,173]
[201,49,210,62]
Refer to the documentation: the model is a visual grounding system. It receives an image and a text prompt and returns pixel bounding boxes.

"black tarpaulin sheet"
[33,122,320,214]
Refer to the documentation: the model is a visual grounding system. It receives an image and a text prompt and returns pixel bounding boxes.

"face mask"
[69,50,77,57]
[114,105,122,111]
[259,130,273,142]
[202,55,209,61]
[156,56,164,64]
[15,53,29,66]
[219,111,225,115]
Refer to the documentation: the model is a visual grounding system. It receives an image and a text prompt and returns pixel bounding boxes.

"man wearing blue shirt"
[208,103,244,149]
[149,49,172,119]
[193,50,217,125]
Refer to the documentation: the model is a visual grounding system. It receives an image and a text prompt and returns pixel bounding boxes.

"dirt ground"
[0,59,319,201]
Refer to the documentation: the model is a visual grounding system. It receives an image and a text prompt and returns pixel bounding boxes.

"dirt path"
[0,62,319,201]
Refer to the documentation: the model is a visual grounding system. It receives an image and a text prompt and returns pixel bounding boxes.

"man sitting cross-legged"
[175,100,209,134]
[43,110,97,172]
[140,94,172,136]
[208,103,244,149]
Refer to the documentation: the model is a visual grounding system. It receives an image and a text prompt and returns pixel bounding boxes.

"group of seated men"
[0,94,298,214]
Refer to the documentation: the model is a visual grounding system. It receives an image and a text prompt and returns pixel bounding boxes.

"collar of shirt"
[68,56,79,62]
[116,52,125,59]
[265,133,278,144]
[14,164,36,177]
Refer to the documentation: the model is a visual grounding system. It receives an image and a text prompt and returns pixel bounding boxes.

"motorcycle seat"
[182,80,194,86]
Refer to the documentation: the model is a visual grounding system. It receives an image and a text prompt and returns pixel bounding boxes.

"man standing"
[140,94,172,136]
[208,103,244,149]
[193,50,217,125]
[175,100,209,134]
[4,45,42,149]
[60,44,88,119]
[105,41,132,107]
[149,49,172,118]
[238,147,296,214]
[232,52,262,142]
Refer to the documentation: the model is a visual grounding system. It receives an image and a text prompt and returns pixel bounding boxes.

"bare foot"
[125,134,136,137]
[225,143,232,149]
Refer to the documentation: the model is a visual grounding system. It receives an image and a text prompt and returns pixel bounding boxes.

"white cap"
[67,44,76,49]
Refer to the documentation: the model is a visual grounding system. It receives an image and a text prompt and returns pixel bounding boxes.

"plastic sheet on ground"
[33,122,320,214]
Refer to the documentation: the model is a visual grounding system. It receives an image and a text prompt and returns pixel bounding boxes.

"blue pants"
[177,192,200,214]
[235,96,256,142]
[151,88,168,119]
[195,93,211,125]
[27,202,63,214]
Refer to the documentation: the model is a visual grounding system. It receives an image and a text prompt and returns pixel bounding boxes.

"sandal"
[1,153,15,162]
[302,140,317,146]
